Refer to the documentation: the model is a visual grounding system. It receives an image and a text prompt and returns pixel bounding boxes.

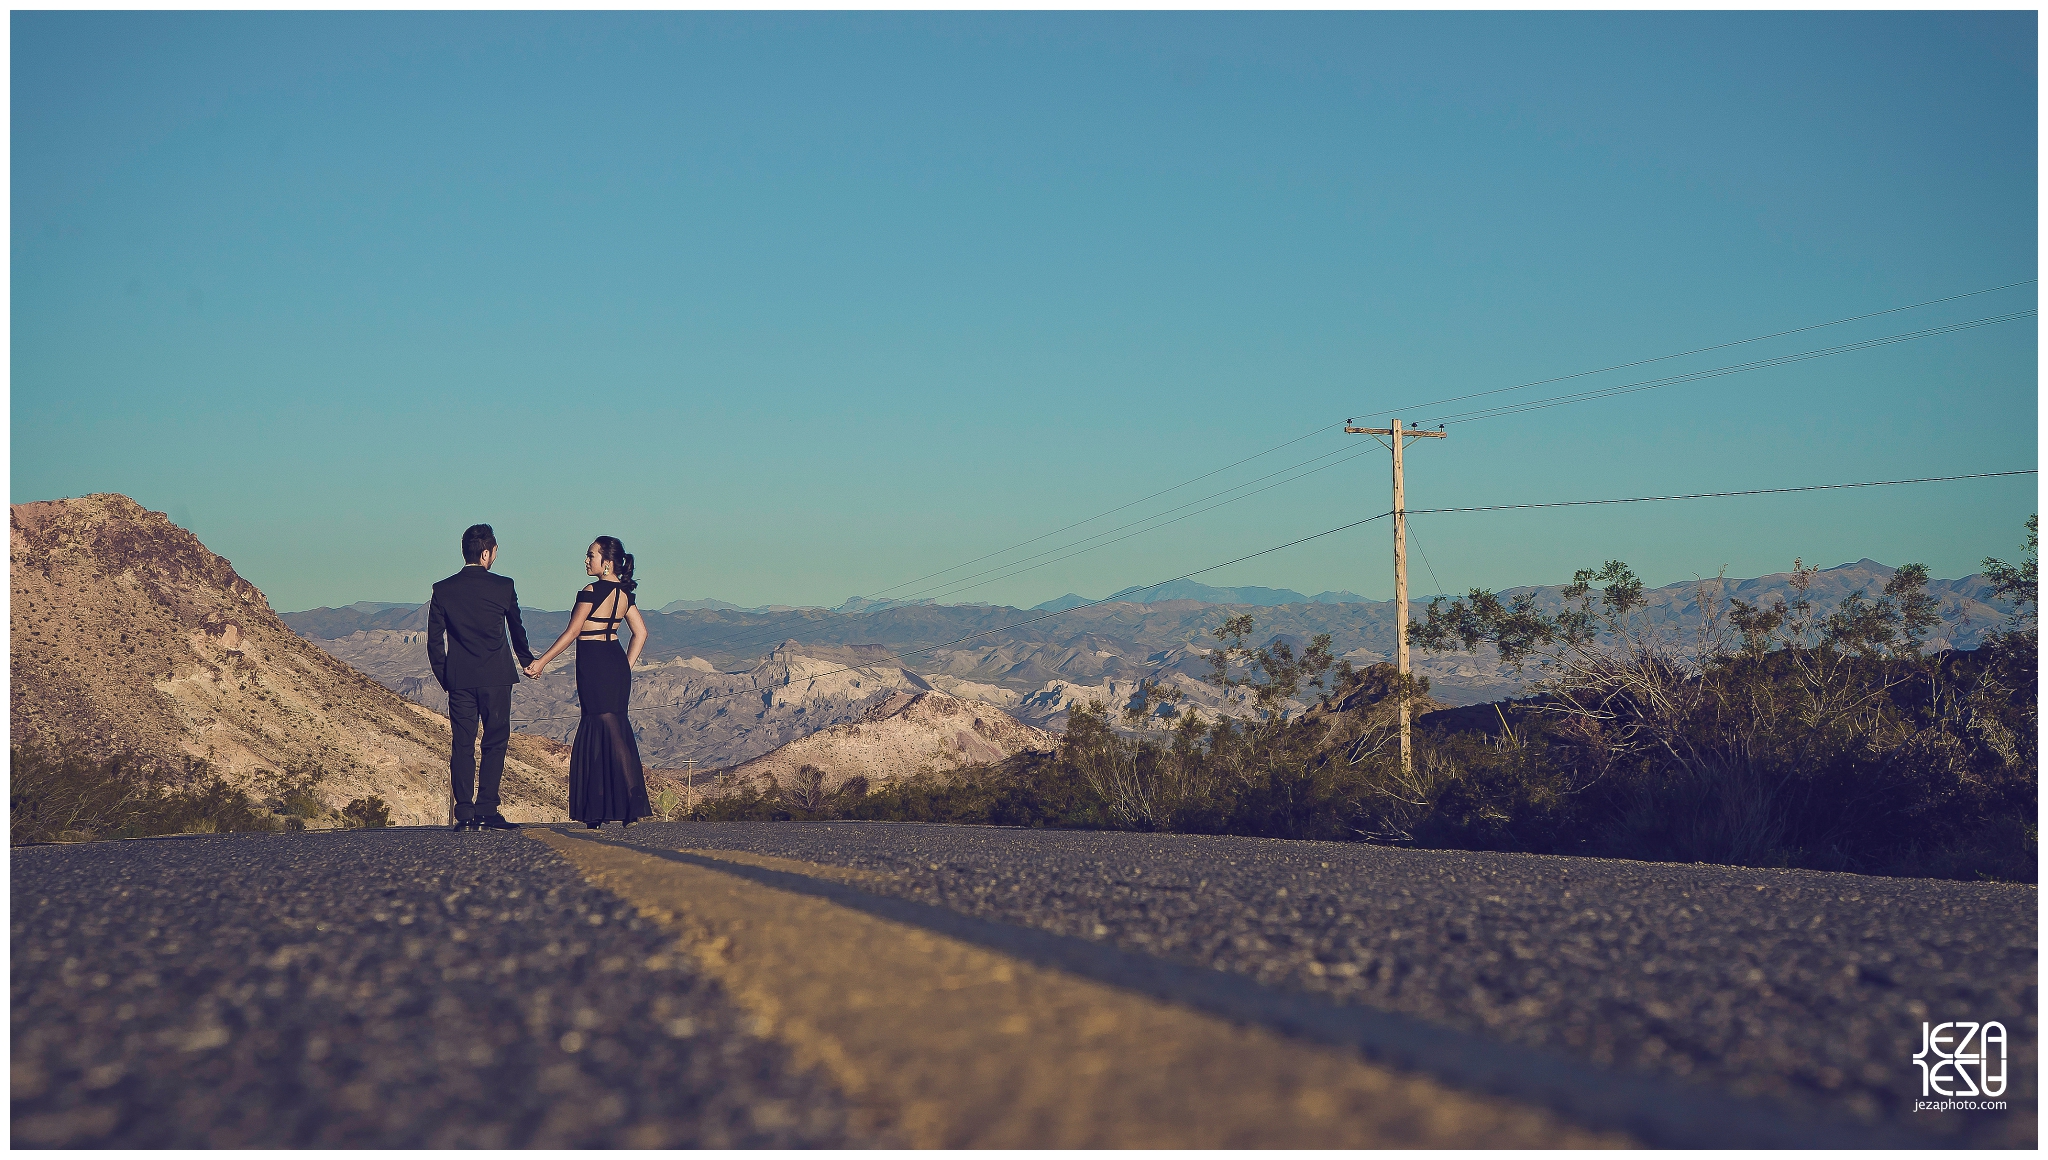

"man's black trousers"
[448,684,513,822]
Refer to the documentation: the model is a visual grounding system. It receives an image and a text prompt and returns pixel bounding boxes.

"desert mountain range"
[10,495,572,826]
[291,556,2015,746]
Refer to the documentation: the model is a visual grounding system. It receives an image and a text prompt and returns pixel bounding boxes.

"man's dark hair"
[461,524,497,564]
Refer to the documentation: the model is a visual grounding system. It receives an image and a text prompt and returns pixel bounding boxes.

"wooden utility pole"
[1345,417,1446,777]
[681,759,700,816]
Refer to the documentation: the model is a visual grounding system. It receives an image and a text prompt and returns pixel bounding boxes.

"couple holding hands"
[425,523,650,830]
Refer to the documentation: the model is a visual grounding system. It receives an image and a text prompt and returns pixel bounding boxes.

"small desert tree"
[1203,614,1342,733]
[785,765,829,813]
[1982,514,2038,636]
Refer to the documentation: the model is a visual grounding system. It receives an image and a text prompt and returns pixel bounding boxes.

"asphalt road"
[13,822,2036,1147]
[10,830,864,1147]
[611,821,2035,1146]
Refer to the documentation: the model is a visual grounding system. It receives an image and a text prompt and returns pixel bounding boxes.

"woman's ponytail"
[594,536,638,592]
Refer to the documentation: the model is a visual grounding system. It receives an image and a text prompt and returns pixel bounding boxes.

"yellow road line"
[672,845,901,888]
[530,829,1627,1148]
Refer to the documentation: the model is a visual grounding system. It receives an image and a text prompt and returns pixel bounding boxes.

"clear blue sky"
[13,12,2038,613]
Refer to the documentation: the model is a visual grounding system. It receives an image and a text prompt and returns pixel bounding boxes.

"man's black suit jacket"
[427,566,536,691]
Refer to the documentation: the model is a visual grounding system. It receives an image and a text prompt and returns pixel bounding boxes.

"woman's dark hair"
[593,536,636,592]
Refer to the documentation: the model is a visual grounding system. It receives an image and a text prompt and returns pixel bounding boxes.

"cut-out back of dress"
[575,580,634,641]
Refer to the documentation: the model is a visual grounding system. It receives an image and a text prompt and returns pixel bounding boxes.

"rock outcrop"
[720,690,1055,798]
[10,494,570,825]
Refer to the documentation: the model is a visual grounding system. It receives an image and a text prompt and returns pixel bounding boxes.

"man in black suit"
[427,524,536,832]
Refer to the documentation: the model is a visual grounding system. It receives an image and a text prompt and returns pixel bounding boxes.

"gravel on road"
[11,829,868,1148]
[610,820,2037,1147]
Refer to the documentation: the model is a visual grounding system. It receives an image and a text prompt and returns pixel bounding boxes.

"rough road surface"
[613,822,2036,1147]
[13,822,2036,1147]
[10,831,862,1147]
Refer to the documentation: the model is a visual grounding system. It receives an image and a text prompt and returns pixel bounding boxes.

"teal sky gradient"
[13,12,2039,613]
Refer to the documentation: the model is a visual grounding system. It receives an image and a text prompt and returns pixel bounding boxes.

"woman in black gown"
[525,536,651,828]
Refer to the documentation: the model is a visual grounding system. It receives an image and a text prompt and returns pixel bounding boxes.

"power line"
[1366,278,2036,421]
[858,423,1346,601]
[1407,469,2037,517]
[899,443,1381,606]
[881,443,1369,605]
[1406,519,1449,600]
[1421,310,2036,426]
[512,466,2036,729]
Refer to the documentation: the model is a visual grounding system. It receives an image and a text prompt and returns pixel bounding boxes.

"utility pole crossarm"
[1345,426,1446,437]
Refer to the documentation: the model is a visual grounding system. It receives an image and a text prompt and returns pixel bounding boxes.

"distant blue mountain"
[834,596,940,614]
[1035,580,1314,610]
[1040,586,1376,614]
[1031,593,1092,613]
[659,598,750,613]
[1309,590,1374,605]
[1117,580,1311,605]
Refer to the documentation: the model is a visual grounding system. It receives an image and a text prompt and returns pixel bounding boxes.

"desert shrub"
[688,751,1110,828]
[696,779,796,822]
[11,748,156,845]
[841,757,1099,827]
[10,746,280,844]
[155,776,283,837]
[340,796,392,829]
[253,763,330,823]
[1400,651,2036,880]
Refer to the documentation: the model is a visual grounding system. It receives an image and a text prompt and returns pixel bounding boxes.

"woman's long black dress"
[568,580,650,824]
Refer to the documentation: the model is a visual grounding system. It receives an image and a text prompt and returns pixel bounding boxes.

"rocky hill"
[718,689,1056,799]
[10,495,571,826]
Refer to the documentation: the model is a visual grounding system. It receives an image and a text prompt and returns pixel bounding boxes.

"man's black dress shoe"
[478,815,518,831]
[450,818,472,832]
